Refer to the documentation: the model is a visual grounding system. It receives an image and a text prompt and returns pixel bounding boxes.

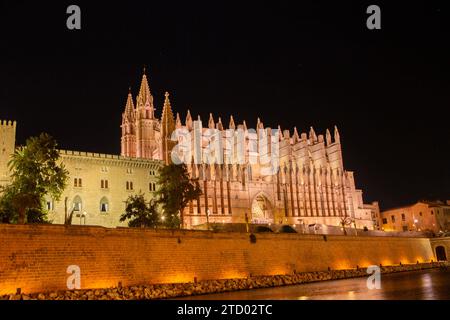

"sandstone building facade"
[120,72,379,230]
[380,201,450,234]
[0,119,161,227]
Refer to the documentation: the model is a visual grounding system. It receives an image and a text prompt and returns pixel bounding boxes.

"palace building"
[0,70,379,230]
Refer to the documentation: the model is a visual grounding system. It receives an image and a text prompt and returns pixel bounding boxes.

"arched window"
[100,197,109,213]
[73,196,82,212]
[153,183,156,191]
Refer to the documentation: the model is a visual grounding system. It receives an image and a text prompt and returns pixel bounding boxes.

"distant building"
[380,201,450,234]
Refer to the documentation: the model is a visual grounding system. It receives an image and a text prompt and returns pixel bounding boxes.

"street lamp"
[206,209,210,231]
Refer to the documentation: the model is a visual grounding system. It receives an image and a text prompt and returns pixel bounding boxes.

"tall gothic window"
[73,196,82,212]
[100,197,109,213]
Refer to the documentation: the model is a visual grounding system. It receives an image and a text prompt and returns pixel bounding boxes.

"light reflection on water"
[177,268,450,300]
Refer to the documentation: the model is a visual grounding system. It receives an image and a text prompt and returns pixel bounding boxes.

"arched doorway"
[435,246,447,261]
[251,194,273,224]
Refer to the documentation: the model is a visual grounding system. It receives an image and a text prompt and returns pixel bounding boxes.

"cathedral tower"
[120,90,136,157]
[135,70,158,159]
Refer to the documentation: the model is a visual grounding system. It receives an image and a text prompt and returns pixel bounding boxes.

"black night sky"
[0,0,449,210]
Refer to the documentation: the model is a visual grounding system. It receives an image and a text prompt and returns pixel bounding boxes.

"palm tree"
[11,192,40,224]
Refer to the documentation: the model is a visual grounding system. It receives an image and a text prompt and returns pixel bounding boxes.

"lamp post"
[206,209,210,231]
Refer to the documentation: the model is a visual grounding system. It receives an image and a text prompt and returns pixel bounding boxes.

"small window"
[431,210,434,215]
[126,181,129,190]
[382,218,388,224]
[149,183,153,192]
[101,180,109,189]
[153,183,156,191]
[130,182,133,190]
[74,178,78,187]
[401,213,405,221]
[78,178,82,187]
[419,212,423,217]
[391,215,395,223]
[402,226,408,232]
[46,201,52,211]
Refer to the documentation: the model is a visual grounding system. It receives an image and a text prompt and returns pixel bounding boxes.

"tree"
[0,133,68,224]
[155,163,202,229]
[120,193,160,228]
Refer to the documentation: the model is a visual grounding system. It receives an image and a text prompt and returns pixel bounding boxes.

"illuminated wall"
[0,224,435,295]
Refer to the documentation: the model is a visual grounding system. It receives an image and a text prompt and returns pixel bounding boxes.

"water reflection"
[177,269,450,300]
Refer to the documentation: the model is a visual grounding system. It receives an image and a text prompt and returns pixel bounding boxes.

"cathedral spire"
[217,117,223,131]
[257,117,264,130]
[229,115,235,130]
[175,112,182,129]
[208,113,215,129]
[123,91,135,121]
[185,109,193,130]
[293,127,300,143]
[161,92,176,164]
[137,69,153,107]
[334,125,340,143]
[277,125,283,141]
[309,126,317,143]
[326,128,332,145]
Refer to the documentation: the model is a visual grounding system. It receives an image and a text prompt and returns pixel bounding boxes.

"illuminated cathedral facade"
[120,72,380,230]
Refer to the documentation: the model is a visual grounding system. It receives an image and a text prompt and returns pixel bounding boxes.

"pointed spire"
[277,125,283,141]
[137,69,152,107]
[257,117,264,130]
[242,120,247,131]
[185,109,193,130]
[217,117,223,131]
[161,92,176,165]
[175,112,182,128]
[309,126,317,143]
[293,127,300,143]
[161,92,175,130]
[326,128,332,145]
[208,113,215,129]
[334,125,340,143]
[123,91,135,121]
[229,115,235,130]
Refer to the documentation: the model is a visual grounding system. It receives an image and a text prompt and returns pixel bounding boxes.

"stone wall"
[0,224,435,295]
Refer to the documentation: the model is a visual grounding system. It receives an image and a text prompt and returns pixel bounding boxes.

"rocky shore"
[2,262,448,300]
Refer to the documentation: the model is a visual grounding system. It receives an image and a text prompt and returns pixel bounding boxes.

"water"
[179,268,450,300]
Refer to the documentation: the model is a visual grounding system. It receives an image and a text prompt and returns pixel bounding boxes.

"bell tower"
[134,69,160,159]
